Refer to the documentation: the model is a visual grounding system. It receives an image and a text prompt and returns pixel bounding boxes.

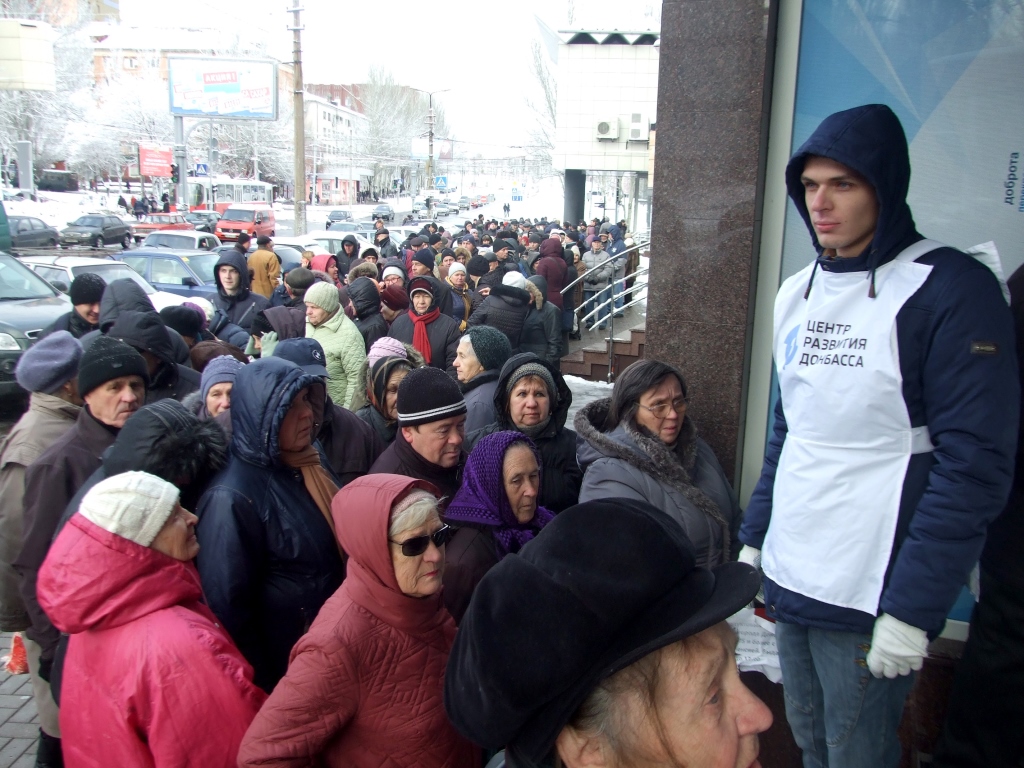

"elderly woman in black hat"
[444,499,772,768]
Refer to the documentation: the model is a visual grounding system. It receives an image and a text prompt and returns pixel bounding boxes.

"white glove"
[866,613,928,679]
[737,546,764,604]
[738,545,761,570]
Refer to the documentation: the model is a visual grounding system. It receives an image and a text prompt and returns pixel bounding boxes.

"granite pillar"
[644,0,778,481]
[564,169,586,227]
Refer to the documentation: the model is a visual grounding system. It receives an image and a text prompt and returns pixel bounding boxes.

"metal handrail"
[576,266,649,327]
[561,235,651,295]
[572,262,650,383]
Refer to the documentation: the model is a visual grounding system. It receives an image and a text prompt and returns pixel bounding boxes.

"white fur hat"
[78,471,180,547]
[502,271,527,290]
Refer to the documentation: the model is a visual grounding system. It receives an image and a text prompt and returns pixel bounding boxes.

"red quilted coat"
[238,474,480,768]
[37,515,266,768]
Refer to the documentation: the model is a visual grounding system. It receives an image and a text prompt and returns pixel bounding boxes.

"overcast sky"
[120,0,661,156]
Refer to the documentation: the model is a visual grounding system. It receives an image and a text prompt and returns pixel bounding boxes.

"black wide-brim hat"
[444,498,759,765]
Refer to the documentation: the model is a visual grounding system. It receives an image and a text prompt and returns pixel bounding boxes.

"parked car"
[130,213,194,243]
[143,231,221,250]
[326,209,352,229]
[371,204,394,221]
[8,216,60,249]
[20,255,189,312]
[60,214,133,249]
[215,204,276,241]
[308,232,372,255]
[185,211,221,233]
[118,248,223,299]
[458,196,471,211]
[327,221,360,233]
[0,251,72,397]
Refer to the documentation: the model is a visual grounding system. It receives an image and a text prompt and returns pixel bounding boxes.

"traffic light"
[170,164,179,183]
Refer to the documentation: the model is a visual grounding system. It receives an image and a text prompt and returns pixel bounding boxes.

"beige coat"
[0,394,80,631]
[248,247,281,299]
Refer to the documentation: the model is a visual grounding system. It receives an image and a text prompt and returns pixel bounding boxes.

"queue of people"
[1,104,1021,768]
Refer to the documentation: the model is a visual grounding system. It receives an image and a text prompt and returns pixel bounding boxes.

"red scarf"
[409,307,440,364]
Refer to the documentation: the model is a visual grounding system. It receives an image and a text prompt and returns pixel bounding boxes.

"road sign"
[434,175,447,190]
[511,186,522,202]
[194,163,209,177]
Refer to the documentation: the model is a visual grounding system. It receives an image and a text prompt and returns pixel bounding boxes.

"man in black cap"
[375,228,400,260]
[369,365,467,502]
[41,273,107,339]
[445,499,772,768]
[233,231,251,260]
[410,249,435,277]
[15,336,147,765]
[273,337,384,486]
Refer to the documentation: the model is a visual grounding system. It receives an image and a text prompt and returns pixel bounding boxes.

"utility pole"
[253,122,259,182]
[289,0,306,235]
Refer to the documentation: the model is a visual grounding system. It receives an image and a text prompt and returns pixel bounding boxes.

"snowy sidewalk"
[0,635,38,767]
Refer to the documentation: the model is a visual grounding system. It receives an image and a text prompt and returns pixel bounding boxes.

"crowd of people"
[0,103,1019,768]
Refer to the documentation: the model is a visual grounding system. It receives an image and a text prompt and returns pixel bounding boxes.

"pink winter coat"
[37,515,266,768]
[238,474,480,768]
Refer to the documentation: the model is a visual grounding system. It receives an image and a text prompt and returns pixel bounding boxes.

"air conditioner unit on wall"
[595,118,620,141]
[628,113,650,141]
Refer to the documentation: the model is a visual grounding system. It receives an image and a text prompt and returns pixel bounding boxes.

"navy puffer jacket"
[195,357,345,691]
[740,104,1019,636]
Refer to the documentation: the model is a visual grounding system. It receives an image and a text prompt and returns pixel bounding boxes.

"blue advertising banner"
[780,1,1024,281]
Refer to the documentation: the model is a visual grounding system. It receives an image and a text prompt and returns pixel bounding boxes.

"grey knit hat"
[506,361,556,399]
[465,326,512,372]
[14,331,83,394]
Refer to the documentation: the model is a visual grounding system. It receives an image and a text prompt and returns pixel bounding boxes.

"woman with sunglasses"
[574,359,743,569]
[443,431,555,623]
[239,474,479,768]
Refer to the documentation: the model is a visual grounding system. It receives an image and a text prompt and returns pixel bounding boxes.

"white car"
[20,255,189,312]
[143,230,221,251]
[305,233,372,255]
[273,235,333,256]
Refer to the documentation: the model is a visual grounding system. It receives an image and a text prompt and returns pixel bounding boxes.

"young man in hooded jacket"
[739,104,1018,767]
[212,250,268,334]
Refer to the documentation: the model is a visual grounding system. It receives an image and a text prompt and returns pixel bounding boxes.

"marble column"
[644,0,777,481]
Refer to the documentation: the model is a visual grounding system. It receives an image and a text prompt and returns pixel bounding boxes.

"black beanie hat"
[159,305,203,340]
[428,233,443,245]
[77,335,149,397]
[69,273,107,305]
[396,366,466,427]
[467,254,490,277]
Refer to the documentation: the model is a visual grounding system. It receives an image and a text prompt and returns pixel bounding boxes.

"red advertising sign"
[139,144,173,178]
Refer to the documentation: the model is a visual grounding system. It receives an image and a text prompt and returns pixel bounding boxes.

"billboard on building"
[138,144,172,177]
[168,58,278,120]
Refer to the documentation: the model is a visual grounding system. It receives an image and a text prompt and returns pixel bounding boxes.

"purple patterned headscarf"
[445,431,554,557]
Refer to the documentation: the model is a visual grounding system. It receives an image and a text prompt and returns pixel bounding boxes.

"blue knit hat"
[15,331,83,394]
[200,355,244,404]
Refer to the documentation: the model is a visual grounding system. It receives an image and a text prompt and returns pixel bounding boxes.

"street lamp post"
[409,87,449,211]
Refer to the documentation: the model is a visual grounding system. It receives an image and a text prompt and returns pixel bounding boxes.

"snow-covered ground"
[565,375,613,425]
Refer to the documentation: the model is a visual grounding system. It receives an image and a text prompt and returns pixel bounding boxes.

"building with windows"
[304,91,370,205]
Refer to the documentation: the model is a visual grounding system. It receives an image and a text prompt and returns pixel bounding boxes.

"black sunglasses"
[390,524,454,557]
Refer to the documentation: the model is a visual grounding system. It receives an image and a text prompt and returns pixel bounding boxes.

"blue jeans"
[583,287,610,328]
[775,622,915,768]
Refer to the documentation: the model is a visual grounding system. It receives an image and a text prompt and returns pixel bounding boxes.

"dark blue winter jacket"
[195,357,345,691]
[739,104,1019,636]
[606,225,626,266]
